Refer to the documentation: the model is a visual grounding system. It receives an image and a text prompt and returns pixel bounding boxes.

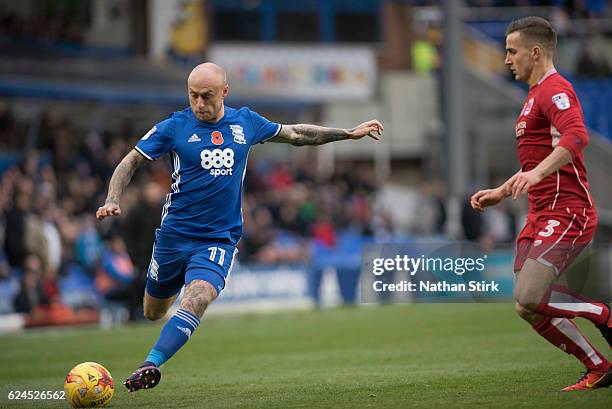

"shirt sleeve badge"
[552,93,570,110]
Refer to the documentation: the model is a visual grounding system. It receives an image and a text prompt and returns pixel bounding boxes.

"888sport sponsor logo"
[200,148,235,177]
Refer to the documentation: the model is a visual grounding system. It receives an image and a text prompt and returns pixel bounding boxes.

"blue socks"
[144,309,200,367]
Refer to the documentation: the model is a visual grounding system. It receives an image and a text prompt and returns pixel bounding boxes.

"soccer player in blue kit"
[96,62,383,392]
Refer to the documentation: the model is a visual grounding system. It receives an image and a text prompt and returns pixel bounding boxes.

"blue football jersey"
[135,106,281,244]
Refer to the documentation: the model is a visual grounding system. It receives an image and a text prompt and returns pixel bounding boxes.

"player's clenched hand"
[470,188,504,213]
[349,120,384,140]
[510,170,543,200]
[96,201,121,220]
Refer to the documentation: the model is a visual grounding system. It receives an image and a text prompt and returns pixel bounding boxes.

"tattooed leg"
[180,279,218,318]
[131,279,218,384]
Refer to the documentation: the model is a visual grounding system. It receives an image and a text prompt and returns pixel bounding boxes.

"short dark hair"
[506,16,557,53]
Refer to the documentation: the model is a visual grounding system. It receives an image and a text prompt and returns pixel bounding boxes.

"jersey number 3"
[538,219,560,238]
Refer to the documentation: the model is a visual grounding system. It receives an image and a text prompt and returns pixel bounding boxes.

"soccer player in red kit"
[471,16,612,391]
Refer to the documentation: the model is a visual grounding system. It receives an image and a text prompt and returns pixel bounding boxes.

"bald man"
[96,62,383,392]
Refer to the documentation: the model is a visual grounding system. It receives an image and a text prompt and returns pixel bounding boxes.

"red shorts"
[514,207,597,275]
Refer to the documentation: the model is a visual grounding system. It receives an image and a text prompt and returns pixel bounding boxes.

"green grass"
[0,304,610,408]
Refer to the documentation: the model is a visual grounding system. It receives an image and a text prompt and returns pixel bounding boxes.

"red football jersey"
[514,69,593,213]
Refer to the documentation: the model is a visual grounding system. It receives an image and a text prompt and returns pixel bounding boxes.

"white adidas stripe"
[176,310,200,329]
[176,313,199,330]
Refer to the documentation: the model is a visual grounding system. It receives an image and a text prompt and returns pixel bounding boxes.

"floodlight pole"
[442,0,468,236]
[443,0,467,197]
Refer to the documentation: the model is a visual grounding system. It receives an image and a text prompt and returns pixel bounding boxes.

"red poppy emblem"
[211,131,224,145]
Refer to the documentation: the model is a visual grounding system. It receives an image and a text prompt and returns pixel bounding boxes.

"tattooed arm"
[269,119,383,146]
[96,149,149,220]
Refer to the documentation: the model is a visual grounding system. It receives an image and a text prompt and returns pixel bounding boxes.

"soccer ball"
[64,362,114,408]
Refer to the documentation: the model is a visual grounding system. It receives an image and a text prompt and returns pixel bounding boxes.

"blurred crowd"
[0,108,145,320]
[0,1,88,43]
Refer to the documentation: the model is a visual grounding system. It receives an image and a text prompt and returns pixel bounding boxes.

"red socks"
[533,316,610,372]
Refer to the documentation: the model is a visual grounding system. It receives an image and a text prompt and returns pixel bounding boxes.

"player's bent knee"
[514,284,545,313]
[515,293,541,313]
[143,292,175,321]
[515,302,530,318]
[515,302,542,324]
[143,303,169,321]
[143,308,166,321]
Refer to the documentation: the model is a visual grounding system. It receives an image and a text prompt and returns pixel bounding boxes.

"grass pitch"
[0,303,610,408]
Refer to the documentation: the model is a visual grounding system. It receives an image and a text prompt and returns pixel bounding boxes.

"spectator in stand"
[75,215,103,276]
[13,254,49,313]
[462,191,484,242]
[96,235,135,296]
[121,181,165,320]
[4,184,30,270]
[96,235,136,326]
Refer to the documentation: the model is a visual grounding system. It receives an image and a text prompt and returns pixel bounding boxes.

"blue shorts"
[145,229,237,299]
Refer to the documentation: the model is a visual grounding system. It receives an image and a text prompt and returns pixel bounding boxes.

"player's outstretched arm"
[96,149,148,220]
[269,120,383,146]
